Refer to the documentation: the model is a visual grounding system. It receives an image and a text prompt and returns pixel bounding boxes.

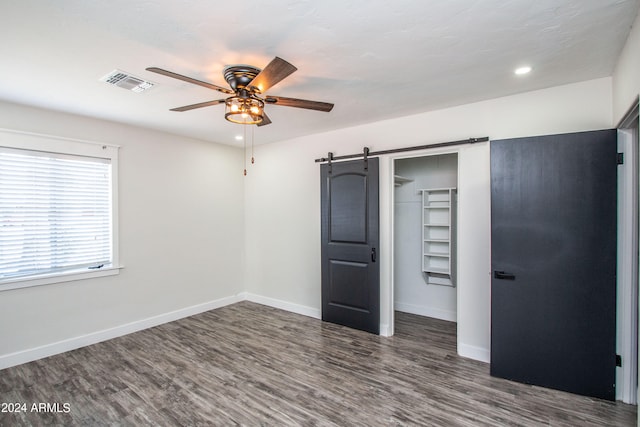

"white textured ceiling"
[0,0,637,146]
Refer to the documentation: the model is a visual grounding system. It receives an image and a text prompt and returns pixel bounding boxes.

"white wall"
[244,77,613,362]
[0,101,245,368]
[394,155,458,321]
[613,11,640,123]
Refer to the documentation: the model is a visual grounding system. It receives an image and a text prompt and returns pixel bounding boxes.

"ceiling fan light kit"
[224,95,264,125]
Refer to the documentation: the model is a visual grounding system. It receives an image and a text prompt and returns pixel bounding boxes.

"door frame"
[618,108,639,404]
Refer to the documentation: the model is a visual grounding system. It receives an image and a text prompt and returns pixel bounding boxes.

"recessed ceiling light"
[235,135,243,141]
[514,66,532,75]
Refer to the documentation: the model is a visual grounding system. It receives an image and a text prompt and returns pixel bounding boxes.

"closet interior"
[394,153,458,322]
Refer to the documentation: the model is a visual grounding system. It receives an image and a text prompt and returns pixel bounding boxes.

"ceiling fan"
[146,57,334,126]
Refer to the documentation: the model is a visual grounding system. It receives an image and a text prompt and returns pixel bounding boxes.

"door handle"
[371,247,377,263]
[494,271,515,280]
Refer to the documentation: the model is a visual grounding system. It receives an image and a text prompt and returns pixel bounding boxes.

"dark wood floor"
[0,301,636,426]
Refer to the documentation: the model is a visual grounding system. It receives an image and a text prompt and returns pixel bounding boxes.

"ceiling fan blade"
[257,112,272,127]
[248,57,297,93]
[170,99,226,112]
[264,95,334,112]
[147,67,234,94]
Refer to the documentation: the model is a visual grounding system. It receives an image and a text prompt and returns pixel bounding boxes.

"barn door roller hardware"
[314,137,489,163]
[327,152,333,174]
[363,147,369,171]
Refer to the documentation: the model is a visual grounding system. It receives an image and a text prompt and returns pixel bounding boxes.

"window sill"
[0,266,123,292]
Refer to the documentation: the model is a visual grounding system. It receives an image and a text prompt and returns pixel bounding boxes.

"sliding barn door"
[321,158,380,334]
[490,129,617,400]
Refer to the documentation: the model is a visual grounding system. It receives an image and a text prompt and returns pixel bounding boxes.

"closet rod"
[314,136,489,163]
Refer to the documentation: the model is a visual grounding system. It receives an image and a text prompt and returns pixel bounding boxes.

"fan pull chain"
[251,125,255,164]
[243,124,247,176]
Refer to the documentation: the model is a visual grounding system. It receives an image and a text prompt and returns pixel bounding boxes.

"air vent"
[100,70,154,93]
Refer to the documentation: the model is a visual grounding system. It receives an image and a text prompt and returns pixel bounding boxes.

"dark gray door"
[490,129,617,401]
[321,158,379,334]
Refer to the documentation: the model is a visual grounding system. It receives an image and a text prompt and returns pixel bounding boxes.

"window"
[0,129,119,290]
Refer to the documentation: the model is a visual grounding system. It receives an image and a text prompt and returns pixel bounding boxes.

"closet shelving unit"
[419,188,456,286]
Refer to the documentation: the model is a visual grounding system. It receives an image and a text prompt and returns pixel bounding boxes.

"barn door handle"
[494,271,515,280]
[371,247,377,263]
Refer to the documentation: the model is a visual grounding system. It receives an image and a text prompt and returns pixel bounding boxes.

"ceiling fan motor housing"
[223,65,261,91]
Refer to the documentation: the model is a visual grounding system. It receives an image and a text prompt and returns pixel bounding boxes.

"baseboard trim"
[458,342,490,363]
[0,293,244,370]
[394,301,457,323]
[244,292,321,319]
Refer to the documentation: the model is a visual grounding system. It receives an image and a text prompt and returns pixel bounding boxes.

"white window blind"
[0,148,112,281]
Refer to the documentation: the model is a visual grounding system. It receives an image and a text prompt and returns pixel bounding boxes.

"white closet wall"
[394,154,458,322]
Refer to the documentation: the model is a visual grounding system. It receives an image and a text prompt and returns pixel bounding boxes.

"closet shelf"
[394,175,414,187]
[424,267,450,274]
[424,252,449,258]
